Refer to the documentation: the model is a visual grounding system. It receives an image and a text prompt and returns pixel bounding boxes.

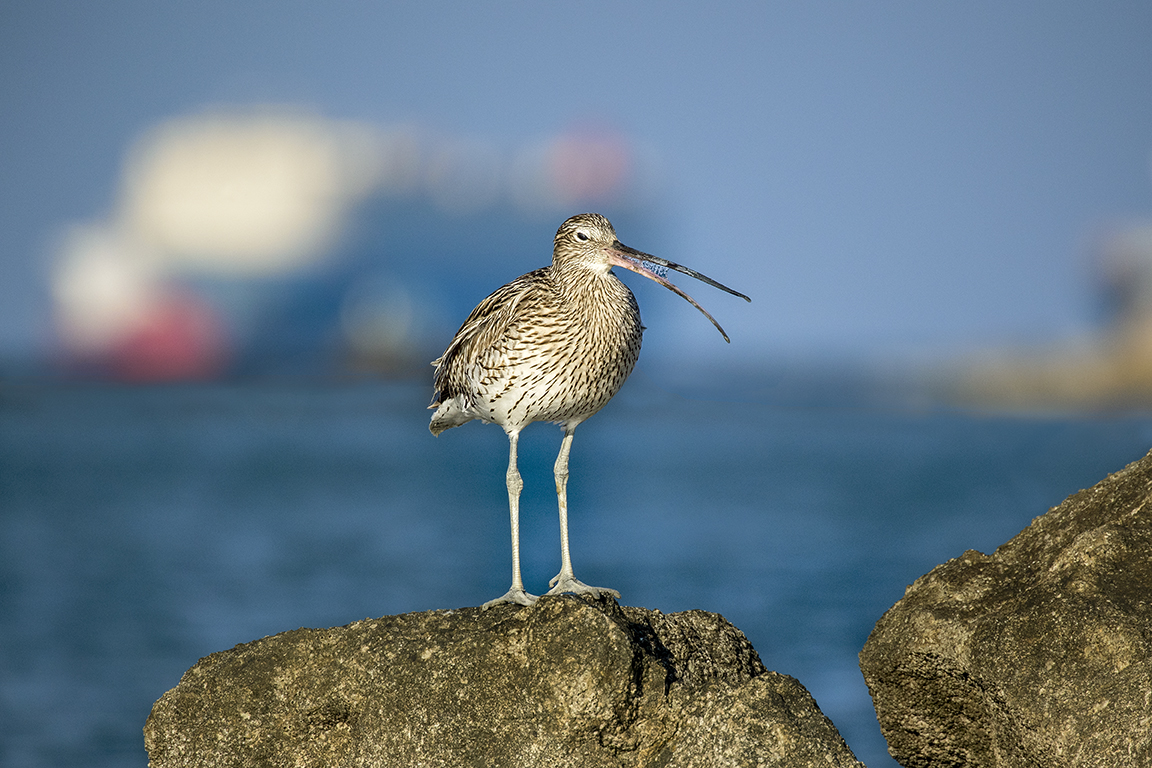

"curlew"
[430,213,750,608]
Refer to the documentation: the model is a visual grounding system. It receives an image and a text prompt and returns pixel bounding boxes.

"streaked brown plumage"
[430,213,749,608]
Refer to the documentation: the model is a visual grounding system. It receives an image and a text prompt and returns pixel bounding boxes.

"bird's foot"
[481,588,539,610]
[545,574,620,600]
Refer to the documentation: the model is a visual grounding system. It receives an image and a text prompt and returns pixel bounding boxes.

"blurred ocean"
[2,375,1150,767]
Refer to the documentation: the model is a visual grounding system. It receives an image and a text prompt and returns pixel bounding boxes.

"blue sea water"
[1,376,1150,767]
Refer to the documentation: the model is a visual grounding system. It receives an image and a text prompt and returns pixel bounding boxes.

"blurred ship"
[949,222,1152,411]
[49,108,661,381]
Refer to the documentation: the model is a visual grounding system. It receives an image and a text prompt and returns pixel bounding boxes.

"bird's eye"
[575,231,589,242]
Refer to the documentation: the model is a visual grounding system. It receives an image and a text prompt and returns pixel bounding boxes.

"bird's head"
[551,213,751,342]
[552,213,622,275]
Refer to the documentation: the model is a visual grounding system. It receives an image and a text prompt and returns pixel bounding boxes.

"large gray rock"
[146,595,863,767]
[860,449,1152,767]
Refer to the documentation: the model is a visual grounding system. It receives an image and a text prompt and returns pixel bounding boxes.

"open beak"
[607,242,751,343]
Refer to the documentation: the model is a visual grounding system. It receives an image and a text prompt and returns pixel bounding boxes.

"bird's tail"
[429,395,472,436]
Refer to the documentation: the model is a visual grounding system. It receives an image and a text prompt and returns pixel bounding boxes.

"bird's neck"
[549,264,634,319]
[550,261,612,294]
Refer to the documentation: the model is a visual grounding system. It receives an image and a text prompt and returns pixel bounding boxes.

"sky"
[3,1,1152,366]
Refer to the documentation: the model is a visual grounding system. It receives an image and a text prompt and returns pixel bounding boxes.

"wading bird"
[430,213,749,608]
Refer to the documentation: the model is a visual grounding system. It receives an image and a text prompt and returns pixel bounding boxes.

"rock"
[860,448,1152,767]
[146,595,864,767]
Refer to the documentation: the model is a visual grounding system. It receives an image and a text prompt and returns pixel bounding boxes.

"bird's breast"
[471,276,643,429]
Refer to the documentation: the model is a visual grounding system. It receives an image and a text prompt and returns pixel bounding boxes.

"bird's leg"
[483,430,539,609]
[546,428,621,600]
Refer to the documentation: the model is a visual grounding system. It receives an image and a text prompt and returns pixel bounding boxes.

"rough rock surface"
[146,595,863,767]
[860,448,1152,767]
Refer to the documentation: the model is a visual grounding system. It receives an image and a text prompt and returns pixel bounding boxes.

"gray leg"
[483,430,539,609]
[546,427,620,600]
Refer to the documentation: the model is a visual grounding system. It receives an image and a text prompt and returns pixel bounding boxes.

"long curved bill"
[607,241,751,343]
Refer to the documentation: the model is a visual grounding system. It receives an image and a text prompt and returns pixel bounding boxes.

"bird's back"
[430,265,642,435]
